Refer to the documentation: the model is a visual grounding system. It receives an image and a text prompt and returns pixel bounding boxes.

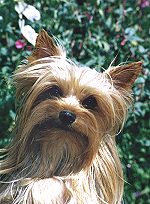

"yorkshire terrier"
[0,29,142,204]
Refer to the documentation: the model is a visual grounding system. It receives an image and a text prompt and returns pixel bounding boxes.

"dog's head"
[10,30,142,178]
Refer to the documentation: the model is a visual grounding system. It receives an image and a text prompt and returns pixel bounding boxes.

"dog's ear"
[105,61,142,90]
[28,29,65,62]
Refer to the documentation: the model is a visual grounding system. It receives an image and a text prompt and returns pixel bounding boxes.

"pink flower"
[85,13,93,21]
[139,0,150,8]
[26,45,33,51]
[115,34,120,39]
[121,38,126,46]
[15,39,26,49]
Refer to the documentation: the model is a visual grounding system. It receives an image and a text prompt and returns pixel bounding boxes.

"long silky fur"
[0,57,134,204]
[0,30,142,204]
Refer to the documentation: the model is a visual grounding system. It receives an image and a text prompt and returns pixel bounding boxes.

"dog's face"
[13,30,142,178]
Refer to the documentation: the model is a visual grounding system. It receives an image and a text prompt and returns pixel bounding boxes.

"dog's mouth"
[36,117,82,136]
[28,117,90,176]
[30,117,89,152]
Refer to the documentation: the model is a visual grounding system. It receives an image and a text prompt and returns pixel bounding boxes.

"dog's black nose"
[59,110,76,125]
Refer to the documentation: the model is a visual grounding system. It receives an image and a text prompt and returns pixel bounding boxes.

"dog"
[0,29,142,204]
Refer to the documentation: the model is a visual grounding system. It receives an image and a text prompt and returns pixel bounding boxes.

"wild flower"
[15,1,40,45]
[15,39,26,49]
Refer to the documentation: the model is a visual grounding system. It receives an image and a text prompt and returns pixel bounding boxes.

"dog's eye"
[48,85,63,98]
[37,85,63,101]
[82,96,97,110]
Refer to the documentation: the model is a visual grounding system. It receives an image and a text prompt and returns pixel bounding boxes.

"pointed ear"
[104,61,143,90]
[28,29,64,62]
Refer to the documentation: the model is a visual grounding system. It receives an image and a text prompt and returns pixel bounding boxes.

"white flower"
[15,2,40,22]
[21,25,38,45]
[15,2,40,45]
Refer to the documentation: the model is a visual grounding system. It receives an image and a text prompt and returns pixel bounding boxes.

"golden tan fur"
[0,29,142,204]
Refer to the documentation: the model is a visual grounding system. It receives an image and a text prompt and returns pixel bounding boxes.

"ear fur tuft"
[28,29,64,62]
[105,61,143,90]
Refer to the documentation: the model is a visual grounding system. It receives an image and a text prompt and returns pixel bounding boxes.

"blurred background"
[0,0,149,203]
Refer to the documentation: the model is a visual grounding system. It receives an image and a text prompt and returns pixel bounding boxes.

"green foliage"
[0,0,149,203]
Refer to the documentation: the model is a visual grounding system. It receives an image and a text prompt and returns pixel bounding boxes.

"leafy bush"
[0,0,149,203]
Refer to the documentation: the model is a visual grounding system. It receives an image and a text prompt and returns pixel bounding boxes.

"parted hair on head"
[0,29,142,204]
